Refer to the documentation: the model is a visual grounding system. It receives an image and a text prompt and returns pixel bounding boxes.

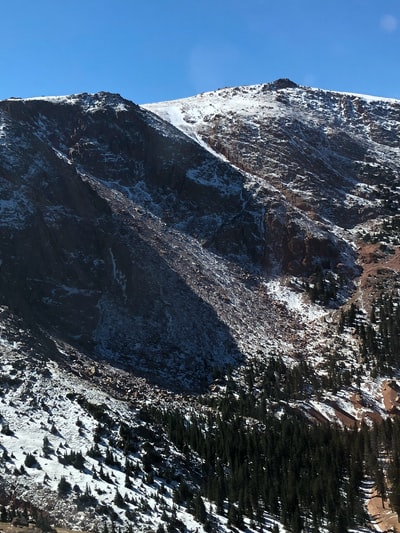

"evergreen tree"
[114,489,125,508]
[57,476,71,496]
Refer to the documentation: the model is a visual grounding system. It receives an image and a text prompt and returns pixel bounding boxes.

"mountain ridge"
[0,80,399,531]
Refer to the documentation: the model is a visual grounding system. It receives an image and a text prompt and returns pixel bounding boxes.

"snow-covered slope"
[0,311,211,532]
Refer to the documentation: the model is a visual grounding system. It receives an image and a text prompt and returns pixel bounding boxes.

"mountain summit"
[0,82,399,531]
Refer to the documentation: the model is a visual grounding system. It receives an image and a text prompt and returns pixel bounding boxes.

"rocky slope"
[0,87,359,393]
[0,80,399,531]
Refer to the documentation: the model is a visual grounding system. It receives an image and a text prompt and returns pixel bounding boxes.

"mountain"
[0,80,399,532]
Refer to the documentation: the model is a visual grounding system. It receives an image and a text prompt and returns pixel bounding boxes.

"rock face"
[0,83,399,391]
[0,94,252,391]
[146,80,400,229]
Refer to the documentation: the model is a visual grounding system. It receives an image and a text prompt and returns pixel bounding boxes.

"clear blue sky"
[1,0,400,104]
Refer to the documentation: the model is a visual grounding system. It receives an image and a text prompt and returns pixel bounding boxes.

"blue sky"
[1,0,400,103]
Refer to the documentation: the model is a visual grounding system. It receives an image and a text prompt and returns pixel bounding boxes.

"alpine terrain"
[0,79,399,532]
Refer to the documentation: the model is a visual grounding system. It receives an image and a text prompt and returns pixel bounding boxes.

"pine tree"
[57,476,71,496]
[192,493,207,524]
[114,489,124,508]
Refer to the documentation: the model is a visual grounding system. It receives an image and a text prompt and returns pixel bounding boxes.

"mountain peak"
[266,77,299,90]
[1,91,134,117]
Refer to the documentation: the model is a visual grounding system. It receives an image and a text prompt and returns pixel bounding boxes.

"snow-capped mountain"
[145,78,399,230]
[0,80,399,532]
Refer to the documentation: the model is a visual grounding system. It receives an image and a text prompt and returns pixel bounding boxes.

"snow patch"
[266,278,327,321]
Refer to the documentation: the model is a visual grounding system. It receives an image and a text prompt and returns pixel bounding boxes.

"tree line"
[150,389,400,532]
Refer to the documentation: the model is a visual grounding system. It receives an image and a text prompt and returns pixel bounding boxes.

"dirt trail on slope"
[357,243,400,309]
[368,490,400,532]
[358,243,400,275]
[366,382,400,531]
[382,380,400,415]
